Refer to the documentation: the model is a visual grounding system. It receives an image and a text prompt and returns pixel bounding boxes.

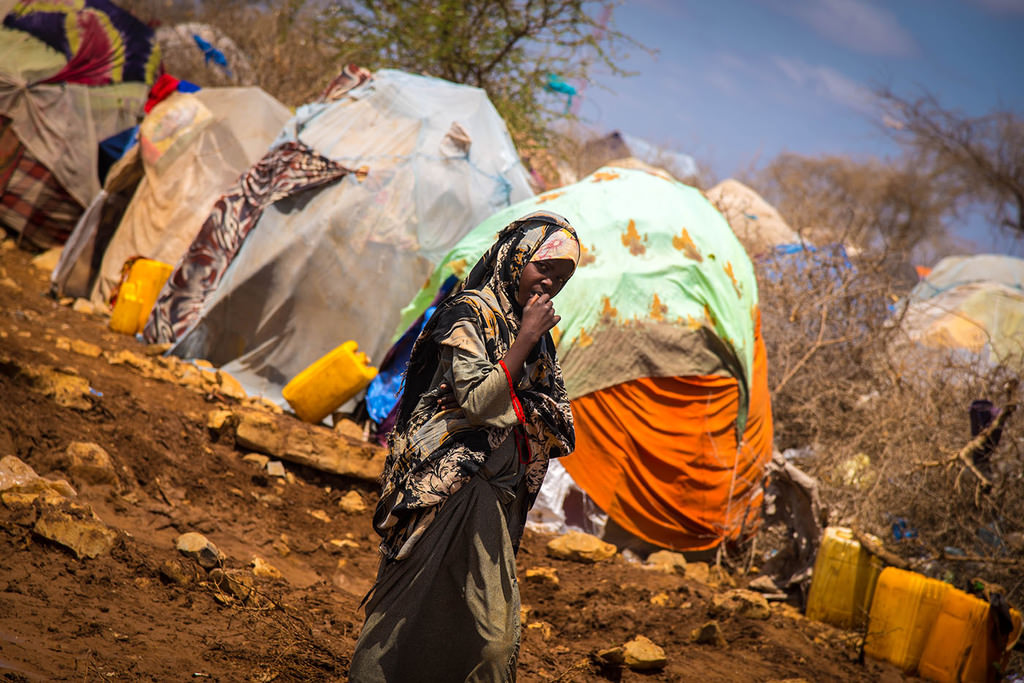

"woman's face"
[516,258,575,306]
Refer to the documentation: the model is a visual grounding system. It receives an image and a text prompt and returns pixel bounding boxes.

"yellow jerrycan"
[282,340,378,424]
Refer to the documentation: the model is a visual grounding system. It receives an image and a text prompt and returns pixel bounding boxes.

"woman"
[349,211,580,682]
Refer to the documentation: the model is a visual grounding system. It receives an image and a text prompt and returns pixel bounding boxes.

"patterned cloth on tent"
[319,64,372,103]
[4,0,161,86]
[0,117,80,248]
[143,141,352,344]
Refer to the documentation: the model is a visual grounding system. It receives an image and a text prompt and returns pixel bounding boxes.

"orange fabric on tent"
[560,328,773,551]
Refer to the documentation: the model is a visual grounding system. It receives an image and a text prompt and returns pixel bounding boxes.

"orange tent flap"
[561,332,773,551]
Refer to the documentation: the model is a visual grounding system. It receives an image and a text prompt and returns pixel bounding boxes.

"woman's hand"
[520,293,560,346]
[435,382,459,412]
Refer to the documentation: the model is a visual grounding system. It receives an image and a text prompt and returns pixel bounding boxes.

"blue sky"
[578,0,1024,255]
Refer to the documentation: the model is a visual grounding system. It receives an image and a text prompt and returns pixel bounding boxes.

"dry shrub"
[757,243,1024,609]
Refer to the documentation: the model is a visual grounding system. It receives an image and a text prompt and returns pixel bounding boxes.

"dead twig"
[851,528,911,570]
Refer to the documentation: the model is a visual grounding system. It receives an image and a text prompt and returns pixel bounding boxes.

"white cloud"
[765,0,919,56]
[771,56,879,113]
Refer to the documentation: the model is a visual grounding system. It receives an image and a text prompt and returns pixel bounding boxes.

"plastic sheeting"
[169,69,533,406]
[89,87,290,306]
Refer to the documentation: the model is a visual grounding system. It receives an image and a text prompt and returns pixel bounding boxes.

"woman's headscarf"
[376,211,579,560]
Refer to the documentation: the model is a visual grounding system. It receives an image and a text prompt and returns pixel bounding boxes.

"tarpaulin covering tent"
[0,0,159,248]
[149,69,533,407]
[390,165,774,552]
[705,179,800,258]
[900,254,1024,372]
[83,86,290,306]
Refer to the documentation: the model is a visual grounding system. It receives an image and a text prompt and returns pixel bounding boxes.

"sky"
[576,0,1024,256]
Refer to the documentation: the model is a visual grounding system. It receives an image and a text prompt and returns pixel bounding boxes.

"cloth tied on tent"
[319,63,372,103]
[143,141,353,344]
[4,0,161,86]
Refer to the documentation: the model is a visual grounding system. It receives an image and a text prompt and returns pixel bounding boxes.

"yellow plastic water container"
[282,340,377,424]
[108,258,173,334]
[917,587,1023,683]
[805,526,884,629]
[864,567,952,673]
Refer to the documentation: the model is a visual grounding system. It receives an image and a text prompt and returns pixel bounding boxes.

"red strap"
[499,361,531,464]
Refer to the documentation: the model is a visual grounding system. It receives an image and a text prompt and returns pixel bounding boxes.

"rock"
[545,531,617,563]
[526,621,554,639]
[266,461,286,478]
[63,441,119,487]
[105,349,151,371]
[242,453,270,468]
[72,298,94,315]
[649,592,670,607]
[55,337,71,351]
[1,238,15,250]
[70,339,102,358]
[524,566,560,588]
[308,509,332,523]
[326,539,360,553]
[30,247,62,272]
[685,561,736,587]
[622,635,667,671]
[690,620,727,646]
[251,557,283,580]
[34,507,117,559]
[0,455,76,498]
[337,490,367,514]
[0,276,20,292]
[210,568,257,603]
[159,559,195,585]
[26,365,92,409]
[748,574,782,593]
[519,605,532,625]
[245,396,283,414]
[236,412,284,456]
[206,409,236,432]
[596,645,625,665]
[143,343,173,356]
[194,359,214,368]
[710,589,771,620]
[176,532,224,569]
[216,370,247,400]
[333,417,365,442]
[644,550,687,573]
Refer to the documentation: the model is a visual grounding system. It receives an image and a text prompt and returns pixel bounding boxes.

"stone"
[236,412,284,456]
[526,621,553,639]
[143,343,173,356]
[159,559,194,585]
[0,455,76,498]
[194,359,214,368]
[0,276,19,291]
[545,531,617,563]
[309,509,332,523]
[55,337,71,351]
[334,417,365,442]
[176,532,224,569]
[242,453,270,468]
[63,441,118,487]
[710,588,772,620]
[748,574,782,593]
[217,370,247,400]
[266,461,286,478]
[644,550,687,573]
[34,508,117,559]
[251,557,283,580]
[30,247,62,272]
[596,646,625,665]
[685,561,736,587]
[69,339,102,358]
[245,396,283,414]
[622,635,667,671]
[26,365,92,410]
[105,349,151,371]
[519,605,532,625]
[206,409,236,432]
[72,299,94,315]
[1,238,15,250]
[690,620,727,646]
[337,490,367,514]
[326,539,360,552]
[210,568,257,603]
[649,592,670,607]
[524,566,560,588]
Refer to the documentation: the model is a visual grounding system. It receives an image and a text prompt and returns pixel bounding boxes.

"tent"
[0,0,159,248]
[146,68,534,407]
[80,86,290,306]
[705,179,800,258]
[388,164,774,553]
[899,254,1024,372]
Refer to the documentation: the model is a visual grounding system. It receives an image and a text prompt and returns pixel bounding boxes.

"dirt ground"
[0,242,916,682]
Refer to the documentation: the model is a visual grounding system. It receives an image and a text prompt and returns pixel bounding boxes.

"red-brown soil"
[0,242,909,681]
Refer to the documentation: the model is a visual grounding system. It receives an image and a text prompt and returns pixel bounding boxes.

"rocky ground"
[0,240,913,682]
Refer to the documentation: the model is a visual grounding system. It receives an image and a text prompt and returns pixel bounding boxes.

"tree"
[753,153,960,256]
[878,89,1024,238]
[316,0,636,143]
